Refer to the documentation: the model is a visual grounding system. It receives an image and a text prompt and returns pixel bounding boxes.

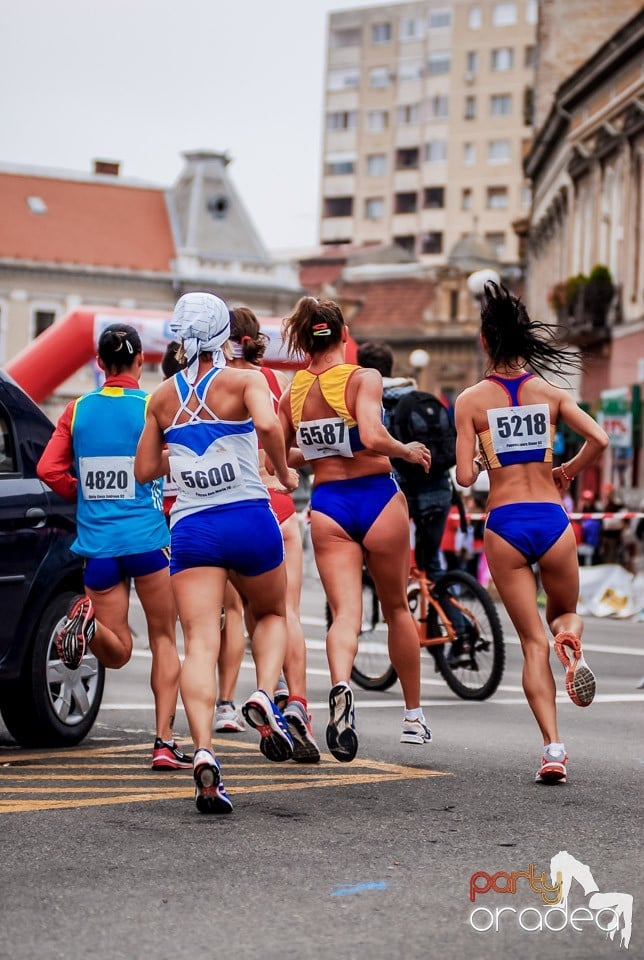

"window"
[493,2,517,25]
[526,0,537,24]
[367,153,387,176]
[463,142,476,165]
[428,9,451,29]
[423,186,445,209]
[469,5,482,28]
[464,96,476,120]
[324,197,353,217]
[491,48,514,71]
[394,235,416,253]
[396,103,420,125]
[523,86,535,125]
[521,184,532,208]
[395,192,418,214]
[372,22,391,44]
[462,188,472,210]
[27,196,47,215]
[428,95,449,120]
[524,44,536,68]
[421,232,443,254]
[425,140,448,163]
[486,186,508,209]
[369,67,390,88]
[400,17,424,41]
[0,412,17,475]
[450,289,459,320]
[398,59,423,82]
[466,51,479,74]
[485,231,506,256]
[488,139,511,162]
[325,154,356,175]
[326,111,358,131]
[327,68,360,90]
[332,27,361,48]
[365,198,385,220]
[396,147,420,169]
[33,309,55,338]
[427,51,451,75]
[490,94,512,116]
[367,110,388,132]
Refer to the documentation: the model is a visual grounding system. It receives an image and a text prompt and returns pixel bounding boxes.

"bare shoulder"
[455,382,485,410]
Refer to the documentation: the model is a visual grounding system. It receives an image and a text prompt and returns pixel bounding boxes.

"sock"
[287,695,308,710]
[216,700,233,708]
[404,707,424,722]
[545,742,565,755]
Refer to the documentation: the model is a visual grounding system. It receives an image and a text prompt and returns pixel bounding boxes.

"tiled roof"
[0,173,175,271]
[336,277,438,336]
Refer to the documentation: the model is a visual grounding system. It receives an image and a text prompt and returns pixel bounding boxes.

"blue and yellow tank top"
[289,364,365,461]
[477,372,554,469]
[70,384,168,558]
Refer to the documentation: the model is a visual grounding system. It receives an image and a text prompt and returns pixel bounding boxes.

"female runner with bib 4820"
[454,282,608,785]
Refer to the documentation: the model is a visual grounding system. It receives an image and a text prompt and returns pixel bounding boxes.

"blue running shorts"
[485,502,570,565]
[311,473,399,544]
[84,549,170,591]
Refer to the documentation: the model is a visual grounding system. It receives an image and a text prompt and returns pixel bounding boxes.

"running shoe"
[273,674,289,713]
[151,738,193,770]
[326,682,358,762]
[400,716,432,745]
[193,748,233,814]
[535,745,568,784]
[554,631,596,707]
[214,702,246,733]
[242,689,293,762]
[283,701,321,763]
[54,595,96,669]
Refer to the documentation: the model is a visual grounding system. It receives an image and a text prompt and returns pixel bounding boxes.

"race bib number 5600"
[296,417,353,460]
[169,450,245,500]
[488,403,551,455]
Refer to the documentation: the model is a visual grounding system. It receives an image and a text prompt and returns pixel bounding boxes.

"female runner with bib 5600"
[454,282,608,785]
[279,297,432,762]
[135,292,299,815]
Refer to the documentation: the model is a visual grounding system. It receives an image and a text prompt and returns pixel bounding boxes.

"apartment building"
[320,0,537,267]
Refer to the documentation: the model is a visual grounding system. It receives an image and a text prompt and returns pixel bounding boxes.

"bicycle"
[325,563,505,701]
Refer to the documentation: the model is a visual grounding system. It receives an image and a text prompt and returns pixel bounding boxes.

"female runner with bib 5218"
[454,282,608,785]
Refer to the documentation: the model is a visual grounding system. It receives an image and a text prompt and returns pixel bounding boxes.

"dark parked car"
[0,370,104,745]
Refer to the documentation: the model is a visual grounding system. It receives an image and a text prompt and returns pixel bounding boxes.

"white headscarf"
[170,292,230,384]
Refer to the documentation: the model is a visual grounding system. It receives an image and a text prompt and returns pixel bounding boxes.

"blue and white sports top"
[164,367,268,526]
[477,372,554,469]
[70,383,168,558]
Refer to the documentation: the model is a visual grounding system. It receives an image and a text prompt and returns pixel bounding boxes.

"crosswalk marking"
[0,739,447,814]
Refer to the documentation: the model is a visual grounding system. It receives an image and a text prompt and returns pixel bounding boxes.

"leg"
[134,567,180,743]
[484,528,560,744]
[236,563,288,696]
[364,492,421,710]
[86,581,133,669]
[172,566,227,751]
[218,581,247,702]
[280,512,307,699]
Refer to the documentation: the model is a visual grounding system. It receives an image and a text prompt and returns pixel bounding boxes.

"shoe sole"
[566,661,596,707]
[285,714,321,764]
[536,762,567,784]
[194,762,233,814]
[242,699,293,762]
[214,723,246,733]
[400,732,431,744]
[56,597,94,669]
[152,758,192,770]
[326,686,358,762]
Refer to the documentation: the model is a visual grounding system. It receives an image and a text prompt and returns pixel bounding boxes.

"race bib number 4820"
[487,403,551,455]
[296,417,353,460]
[79,456,136,500]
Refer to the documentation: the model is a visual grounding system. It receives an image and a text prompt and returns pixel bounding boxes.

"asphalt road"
[1,546,642,960]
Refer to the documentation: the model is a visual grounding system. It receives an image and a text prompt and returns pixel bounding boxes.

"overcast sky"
[1,0,384,254]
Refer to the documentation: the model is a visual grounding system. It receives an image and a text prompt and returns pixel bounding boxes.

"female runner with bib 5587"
[454,282,608,785]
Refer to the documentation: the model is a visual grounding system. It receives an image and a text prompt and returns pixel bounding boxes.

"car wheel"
[0,591,105,747]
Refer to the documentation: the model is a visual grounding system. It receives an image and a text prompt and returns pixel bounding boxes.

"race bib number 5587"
[296,417,353,460]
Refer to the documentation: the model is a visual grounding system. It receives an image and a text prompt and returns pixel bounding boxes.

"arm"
[36,401,78,501]
[353,369,431,470]
[454,391,483,488]
[134,394,168,484]
[245,374,298,492]
[552,393,609,492]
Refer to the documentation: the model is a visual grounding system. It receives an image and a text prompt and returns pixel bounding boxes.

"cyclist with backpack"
[356,341,456,583]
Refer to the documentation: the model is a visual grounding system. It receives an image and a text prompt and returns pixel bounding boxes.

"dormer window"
[207,195,228,219]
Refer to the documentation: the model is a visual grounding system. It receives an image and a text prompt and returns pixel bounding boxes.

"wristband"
[560,463,573,482]
[474,459,483,474]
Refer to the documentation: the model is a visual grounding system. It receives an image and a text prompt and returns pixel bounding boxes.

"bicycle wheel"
[429,569,505,700]
[325,572,397,691]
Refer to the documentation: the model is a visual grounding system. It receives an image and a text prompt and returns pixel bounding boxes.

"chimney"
[93,159,120,177]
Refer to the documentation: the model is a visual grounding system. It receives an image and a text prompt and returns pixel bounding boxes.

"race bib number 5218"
[487,403,550,455]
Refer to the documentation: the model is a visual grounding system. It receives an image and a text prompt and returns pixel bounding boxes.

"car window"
[0,411,17,474]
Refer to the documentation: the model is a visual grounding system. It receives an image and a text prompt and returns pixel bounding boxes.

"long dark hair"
[480,282,582,379]
[283,297,345,358]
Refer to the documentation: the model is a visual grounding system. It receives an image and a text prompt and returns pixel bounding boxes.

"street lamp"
[409,348,430,387]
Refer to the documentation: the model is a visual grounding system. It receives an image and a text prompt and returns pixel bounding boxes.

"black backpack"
[384,390,457,488]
